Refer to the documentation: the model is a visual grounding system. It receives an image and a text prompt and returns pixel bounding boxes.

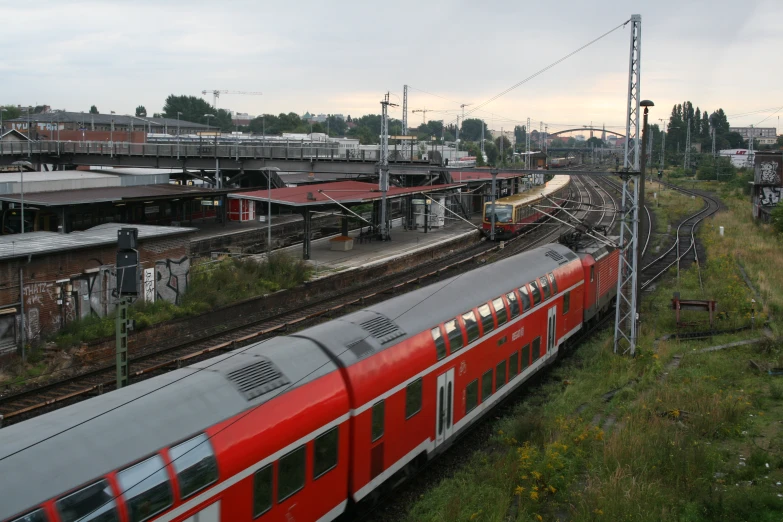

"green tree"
[585,137,604,147]
[725,131,744,148]
[484,140,499,165]
[460,118,488,142]
[566,137,577,148]
[135,105,147,117]
[772,204,783,234]
[514,125,526,148]
[325,115,347,136]
[89,105,99,114]
[0,105,22,122]
[161,95,232,131]
[550,138,566,148]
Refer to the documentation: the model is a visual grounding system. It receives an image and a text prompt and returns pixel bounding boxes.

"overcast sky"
[2,0,781,133]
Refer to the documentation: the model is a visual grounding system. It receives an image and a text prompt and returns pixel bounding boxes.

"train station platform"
[259,217,482,275]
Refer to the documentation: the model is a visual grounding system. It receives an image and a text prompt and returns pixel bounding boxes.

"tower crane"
[412,108,430,124]
[201,90,263,109]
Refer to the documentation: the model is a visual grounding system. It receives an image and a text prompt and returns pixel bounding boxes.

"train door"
[435,369,455,448]
[547,306,557,355]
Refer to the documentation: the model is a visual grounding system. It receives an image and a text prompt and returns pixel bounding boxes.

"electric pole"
[480,120,485,157]
[402,85,408,136]
[682,118,691,172]
[379,92,397,241]
[525,117,531,169]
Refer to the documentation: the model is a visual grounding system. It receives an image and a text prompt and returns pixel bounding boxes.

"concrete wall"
[751,153,783,221]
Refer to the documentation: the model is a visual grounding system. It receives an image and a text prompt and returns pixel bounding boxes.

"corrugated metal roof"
[0,183,231,206]
[0,223,195,261]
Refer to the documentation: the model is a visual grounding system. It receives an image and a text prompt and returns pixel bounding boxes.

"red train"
[482,175,571,239]
[0,242,619,522]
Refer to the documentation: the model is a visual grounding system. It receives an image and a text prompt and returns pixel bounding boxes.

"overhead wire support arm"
[317,190,373,225]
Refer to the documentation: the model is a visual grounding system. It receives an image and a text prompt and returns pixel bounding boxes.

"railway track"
[640,182,722,290]
[0,169,606,427]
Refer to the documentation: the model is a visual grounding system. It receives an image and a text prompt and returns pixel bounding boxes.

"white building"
[729,127,777,139]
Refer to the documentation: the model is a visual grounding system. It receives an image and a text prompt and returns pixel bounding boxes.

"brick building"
[0,224,195,356]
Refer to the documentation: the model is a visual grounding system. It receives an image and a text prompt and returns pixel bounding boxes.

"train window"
[497,360,507,390]
[522,344,530,369]
[492,298,507,325]
[466,379,479,413]
[277,446,306,502]
[462,311,479,344]
[509,352,519,380]
[590,266,595,282]
[313,427,339,479]
[548,273,558,293]
[518,286,531,311]
[539,277,551,300]
[169,433,219,499]
[253,464,273,517]
[445,319,464,352]
[478,304,494,334]
[533,337,542,361]
[506,292,520,318]
[56,479,120,522]
[371,400,385,442]
[118,454,173,522]
[529,281,542,305]
[481,369,494,401]
[563,291,571,314]
[11,509,47,522]
[406,378,423,419]
[431,327,446,360]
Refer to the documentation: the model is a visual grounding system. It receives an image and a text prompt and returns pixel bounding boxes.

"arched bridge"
[548,127,626,138]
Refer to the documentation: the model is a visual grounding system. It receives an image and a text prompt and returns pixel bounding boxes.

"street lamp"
[12,160,32,235]
[637,99,654,320]
[204,114,219,188]
[177,111,182,159]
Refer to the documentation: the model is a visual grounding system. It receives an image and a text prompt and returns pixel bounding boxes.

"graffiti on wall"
[143,268,156,303]
[155,257,190,305]
[760,187,783,206]
[758,161,781,185]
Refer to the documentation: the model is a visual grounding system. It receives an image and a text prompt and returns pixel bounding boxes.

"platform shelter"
[229,180,462,259]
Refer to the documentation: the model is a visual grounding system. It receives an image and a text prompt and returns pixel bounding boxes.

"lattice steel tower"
[402,85,408,136]
[613,14,642,355]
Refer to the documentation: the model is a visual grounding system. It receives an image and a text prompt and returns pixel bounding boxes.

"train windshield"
[484,204,513,223]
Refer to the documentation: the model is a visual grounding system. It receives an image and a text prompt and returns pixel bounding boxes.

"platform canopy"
[447,170,536,182]
[230,180,461,207]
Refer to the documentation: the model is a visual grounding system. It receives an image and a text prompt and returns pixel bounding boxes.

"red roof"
[230,180,461,207]
[448,170,537,182]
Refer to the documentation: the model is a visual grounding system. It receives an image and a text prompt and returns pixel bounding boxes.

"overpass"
[0,140,436,179]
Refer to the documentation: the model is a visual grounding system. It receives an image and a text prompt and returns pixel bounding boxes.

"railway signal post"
[115,227,139,389]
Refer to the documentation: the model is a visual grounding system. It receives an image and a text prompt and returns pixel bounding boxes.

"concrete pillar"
[341,208,349,236]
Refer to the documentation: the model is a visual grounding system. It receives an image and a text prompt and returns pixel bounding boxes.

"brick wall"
[0,233,191,355]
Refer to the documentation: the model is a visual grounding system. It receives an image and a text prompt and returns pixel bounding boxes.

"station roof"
[229,180,461,207]
[0,223,195,261]
[5,112,212,130]
[0,183,232,206]
[448,170,539,182]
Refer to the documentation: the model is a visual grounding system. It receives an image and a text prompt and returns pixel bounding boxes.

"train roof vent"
[563,251,578,261]
[226,358,290,401]
[359,315,406,344]
[346,338,375,359]
[545,249,568,265]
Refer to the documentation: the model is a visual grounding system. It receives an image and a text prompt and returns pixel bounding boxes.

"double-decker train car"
[0,242,619,522]
[482,175,571,239]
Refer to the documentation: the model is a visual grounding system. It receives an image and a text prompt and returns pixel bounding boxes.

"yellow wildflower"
[530,491,539,501]
[514,485,526,496]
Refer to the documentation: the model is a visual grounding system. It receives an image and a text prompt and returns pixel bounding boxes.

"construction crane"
[201,90,263,108]
[412,108,430,124]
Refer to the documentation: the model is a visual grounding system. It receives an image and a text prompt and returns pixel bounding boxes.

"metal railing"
[0,140,390,162]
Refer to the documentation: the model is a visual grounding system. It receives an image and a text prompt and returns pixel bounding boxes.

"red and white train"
[0,241,619,522]
[482,175,571,240]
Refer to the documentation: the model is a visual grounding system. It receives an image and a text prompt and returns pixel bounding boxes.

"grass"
[402,179,783,521]
[49,252,312,350]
